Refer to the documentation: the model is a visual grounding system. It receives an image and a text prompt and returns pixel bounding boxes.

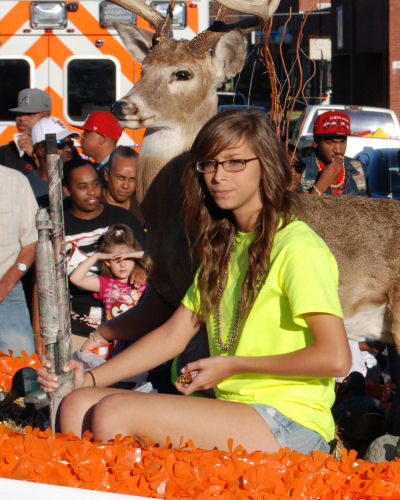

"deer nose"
[112,100,129,119]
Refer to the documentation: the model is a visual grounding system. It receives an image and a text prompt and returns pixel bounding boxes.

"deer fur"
[110,0,400,354]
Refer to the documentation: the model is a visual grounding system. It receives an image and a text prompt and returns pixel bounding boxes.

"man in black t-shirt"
[62,158,145,350]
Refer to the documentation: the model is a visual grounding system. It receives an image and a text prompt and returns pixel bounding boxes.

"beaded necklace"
[215,233,240,351]
[215,233,268,351]
[316,157,346,194]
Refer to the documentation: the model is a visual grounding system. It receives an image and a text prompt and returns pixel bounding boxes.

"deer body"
[110,0,400,353]
[296,195,400,348]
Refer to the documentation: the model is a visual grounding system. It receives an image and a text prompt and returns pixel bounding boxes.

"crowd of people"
[1,87,390,455]
[0,88,146,360]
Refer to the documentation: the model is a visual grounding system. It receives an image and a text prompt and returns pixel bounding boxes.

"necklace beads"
[316,157,346,194]
[215,233,241,351]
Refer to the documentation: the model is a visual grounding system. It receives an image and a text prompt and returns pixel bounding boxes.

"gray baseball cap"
[9,88,52,113]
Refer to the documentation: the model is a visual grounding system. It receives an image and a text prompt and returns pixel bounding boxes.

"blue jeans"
[0,281,35,355]
[252,404,330,455]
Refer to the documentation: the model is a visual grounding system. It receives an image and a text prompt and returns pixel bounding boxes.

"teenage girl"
[69,224,145,323]
[38,109,351,455]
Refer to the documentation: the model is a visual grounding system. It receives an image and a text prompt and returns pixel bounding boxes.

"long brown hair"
[183,109,296,322]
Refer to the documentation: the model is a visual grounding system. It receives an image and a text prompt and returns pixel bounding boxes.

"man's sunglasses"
[292,160,305,174]
[56,139,74,149]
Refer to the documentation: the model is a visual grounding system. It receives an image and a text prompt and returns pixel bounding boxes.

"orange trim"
[136,17,153,31]
[187,2,199,34]
[25,35,48,69]
[67,2,110,36]
[48,34,74,69]
[0,2,29,41]
[0,127,18,146]
[46,89,63,121]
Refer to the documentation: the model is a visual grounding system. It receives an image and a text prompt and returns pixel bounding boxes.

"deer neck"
[136,109,214,202]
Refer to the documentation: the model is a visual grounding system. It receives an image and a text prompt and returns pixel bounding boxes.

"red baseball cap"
[313,111,351,138]
[77,111,123,142]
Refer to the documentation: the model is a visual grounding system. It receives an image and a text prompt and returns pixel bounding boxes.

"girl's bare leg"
[62,390,281,453]
[59,387,132,437]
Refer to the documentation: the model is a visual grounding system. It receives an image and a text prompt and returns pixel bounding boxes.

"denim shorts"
[251,403,330,455]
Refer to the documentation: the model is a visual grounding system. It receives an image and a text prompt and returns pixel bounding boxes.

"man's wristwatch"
[16,262,28,273]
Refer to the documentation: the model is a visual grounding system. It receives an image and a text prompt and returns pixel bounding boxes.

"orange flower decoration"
[0,354,400,498]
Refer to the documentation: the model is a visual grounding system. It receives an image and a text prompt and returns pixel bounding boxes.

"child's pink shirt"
[94,275,146,320]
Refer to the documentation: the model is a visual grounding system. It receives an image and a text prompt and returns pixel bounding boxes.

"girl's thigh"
[89,391,281,453]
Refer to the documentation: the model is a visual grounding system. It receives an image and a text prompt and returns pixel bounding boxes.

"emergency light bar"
[99,1,136,28]
[30,2,67,29]
[150,1,187,28]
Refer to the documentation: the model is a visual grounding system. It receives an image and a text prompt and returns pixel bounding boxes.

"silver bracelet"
[89,331,109,345]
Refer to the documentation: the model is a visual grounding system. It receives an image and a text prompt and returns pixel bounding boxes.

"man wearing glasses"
[28,116,80,207]
[0,88,52,175]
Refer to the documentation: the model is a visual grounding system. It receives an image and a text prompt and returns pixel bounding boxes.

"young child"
[69,224,146,325]
[39,109,351,455]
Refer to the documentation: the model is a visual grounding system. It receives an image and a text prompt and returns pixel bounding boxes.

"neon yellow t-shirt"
[182,218,343,442]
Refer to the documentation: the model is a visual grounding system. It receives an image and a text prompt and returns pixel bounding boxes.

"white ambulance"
[0,1,210,147]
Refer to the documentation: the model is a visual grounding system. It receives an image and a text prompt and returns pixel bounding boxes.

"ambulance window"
[0,59,30,121]
[67,59,116,121]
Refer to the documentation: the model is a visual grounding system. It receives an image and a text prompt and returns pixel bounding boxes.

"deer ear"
[211,30,248,82]
[114,22,154,63]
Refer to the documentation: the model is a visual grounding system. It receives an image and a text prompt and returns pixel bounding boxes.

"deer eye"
[175,70,192,81]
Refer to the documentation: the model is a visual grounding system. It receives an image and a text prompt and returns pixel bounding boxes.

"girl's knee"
[59,387,98,434]
[91,394,123,441]
[61,387,93,411]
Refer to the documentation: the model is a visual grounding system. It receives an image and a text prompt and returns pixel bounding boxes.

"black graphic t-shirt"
[64,203,145,337]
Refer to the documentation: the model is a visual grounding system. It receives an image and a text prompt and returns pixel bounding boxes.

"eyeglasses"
[195,157,259,174]
[57,139,74,149]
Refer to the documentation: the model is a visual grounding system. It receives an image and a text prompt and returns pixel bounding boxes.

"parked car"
[354,148,400,199]
[217,91,247,109]
[291,104,400,158]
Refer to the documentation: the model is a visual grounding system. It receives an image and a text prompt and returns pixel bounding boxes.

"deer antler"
[110,1,280,52]
[189,0,280,54]
[159,0,175,40]
[110,0,176,40]
[217,0,280,26]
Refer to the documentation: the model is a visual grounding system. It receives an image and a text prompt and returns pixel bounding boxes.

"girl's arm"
[114,250,144,261]
[178,313,352,395]
[237,313,351,377]
[69,253,104,292]
[39,305,200,392]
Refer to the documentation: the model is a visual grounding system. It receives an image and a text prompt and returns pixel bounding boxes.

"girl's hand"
[36,359,86,394]
[80,336,102,353]
[175,356,236,396]
[114,250,144,261]
[95,252,116,261]
[80,329,110,353]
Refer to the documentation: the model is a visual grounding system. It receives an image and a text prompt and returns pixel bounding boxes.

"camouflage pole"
[46,133,74,412]
[35,209,60,432]
[35,133,73,433]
